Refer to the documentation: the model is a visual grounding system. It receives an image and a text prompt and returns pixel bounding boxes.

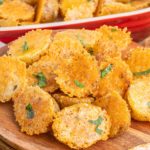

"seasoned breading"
[53,93,94,108]
[129,143,150,150]
[60,0,98,16]
[127,78,150,122]
[94,91,131,137]
[130,0,150,10]
[14,86,55,135]
[27,55,59,93]
[52,103,111,149]
[0,56,26,103]
[0,0,35,22]
[8,29,52,65]
[22,0,37,5]
[0,18,19,27]
[126,47,150,78]
[94,25,132,63]
[94,57,133,97]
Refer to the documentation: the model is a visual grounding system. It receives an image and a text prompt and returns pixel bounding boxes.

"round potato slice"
[126,47,150,78]
[27,55,59,93]
[94,91,131,137]
[94,25,132,63]
[94,57,133,97]
[53,93,94,108]
[0,56,26,103]
[0,0,35,22]
[127,78,150,122]
[14,86,56,135]
[52,103,111,149]
[8,29,52,65]
[129,143,150,150]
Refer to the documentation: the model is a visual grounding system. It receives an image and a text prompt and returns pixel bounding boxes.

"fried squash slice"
[14,86,57,135]
[52,103,111,149]
[27,55,59,93]
[94,91,131,137]
[53,93,94,109]
[94,25,132,62]
[94,57,133,97]
[126,47,150,78]
[0,56,26,103]
[8,29,52,65]
[0,0,35,22]
[127,77,150,122]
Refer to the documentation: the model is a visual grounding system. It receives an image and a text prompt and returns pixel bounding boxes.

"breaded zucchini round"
[52,103,111,149]
[53,93,94,108]
[94,25,132,62]
[8,29,52,65]
[126,47,150,78]
[14,86,55,135]
[0,0,35,22]
[94,57,133,97]
[0,56,26,103]
[27,55,59,93]
[94,91,131,137]
[127,78,150,122]
[129,143,150,150]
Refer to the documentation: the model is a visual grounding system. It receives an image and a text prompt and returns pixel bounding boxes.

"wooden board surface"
[0,102,150,150]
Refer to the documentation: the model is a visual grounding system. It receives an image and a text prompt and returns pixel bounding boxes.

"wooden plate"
[0,37,150,150]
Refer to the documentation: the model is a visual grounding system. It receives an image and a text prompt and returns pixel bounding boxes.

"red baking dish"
[0,8,150,43]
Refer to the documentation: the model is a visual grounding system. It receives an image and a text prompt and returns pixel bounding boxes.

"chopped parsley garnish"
[133,68,150,76]
[74,80,84,88]
[147,102,150,108]
[26,103,34,119]
[111,28,117,32]
[100,64,113,78]
[22,41,29,51]
[76,35,86,47]
[88,48,94,55]
[33,72,47,88]
[89,116,103,135]
[0,0,3,5]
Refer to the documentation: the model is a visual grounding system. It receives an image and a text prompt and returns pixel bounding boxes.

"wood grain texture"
[0,102,150,150]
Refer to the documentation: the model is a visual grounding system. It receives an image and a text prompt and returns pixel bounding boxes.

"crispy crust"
[8,29,52,65]
[53,93,94,108]
[27,55,59,93]
[0,56,26,103]
[0,0,35,21]
[52,103,111,149]
[94,57,133,97]
[94,91,131,137]
[127,78,150,122]
[14,86,55,135]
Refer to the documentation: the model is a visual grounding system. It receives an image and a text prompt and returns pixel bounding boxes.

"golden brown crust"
[52,103,111,149]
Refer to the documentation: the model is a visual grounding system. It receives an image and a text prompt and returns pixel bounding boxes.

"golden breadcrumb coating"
[94,25,132,63]
[8,29,52,65]
[0,56,26,103]
[127,77,150,122]
[22,0,37,5]
[52,103,111,149]
[27,55,59,93]
[0,0,35,22]
[126,47,150,78]
[0,18,19,27]
[94,91,131,137]
[14,86,55,135]
[130,0,150,10]
[94,57,133,97]
[53,93,94,108]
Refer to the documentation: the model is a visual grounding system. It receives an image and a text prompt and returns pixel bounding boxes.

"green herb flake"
[76,35,86,47]
[33,72,47,88]
[88,48,94,55]
[89,116,103,135]
[22,41,29,51]
[147,102,150,108]
[74,80,84,88]
[26,103,34,119]
[100,64,113,78]
[0,0,3,5]
[133,68,150,76]
[111,28,117,32]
